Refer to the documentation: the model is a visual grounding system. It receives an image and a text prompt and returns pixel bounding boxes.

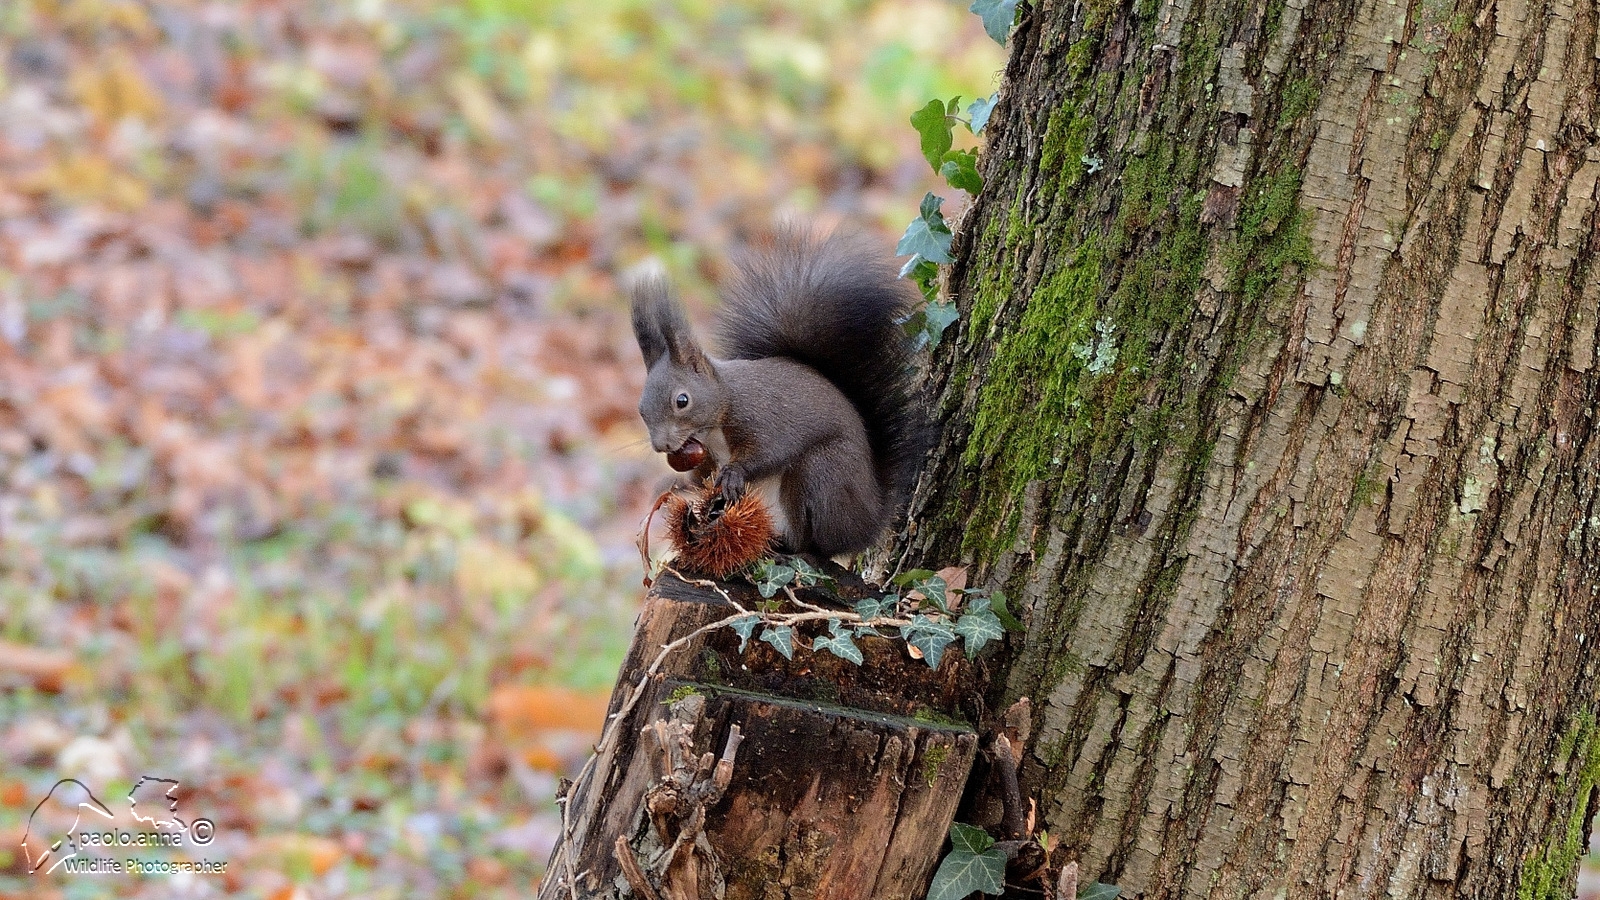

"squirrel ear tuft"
[665,321,707,370]
[630,277,675,368]
[632,276,708,371]
[659,302,707,370]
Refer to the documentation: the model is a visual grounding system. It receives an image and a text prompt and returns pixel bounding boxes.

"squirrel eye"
[675,392,690,410]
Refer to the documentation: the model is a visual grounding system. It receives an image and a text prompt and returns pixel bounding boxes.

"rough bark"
[540,576,981,899]
[891,0,1600,897]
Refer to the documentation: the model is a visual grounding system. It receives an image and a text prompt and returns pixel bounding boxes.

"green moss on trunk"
[1518,711,1600,900]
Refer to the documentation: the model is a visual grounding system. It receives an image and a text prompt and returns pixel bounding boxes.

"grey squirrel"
[630,230,928,558]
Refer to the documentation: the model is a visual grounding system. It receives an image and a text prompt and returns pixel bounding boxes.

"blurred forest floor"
[0,1,999,897]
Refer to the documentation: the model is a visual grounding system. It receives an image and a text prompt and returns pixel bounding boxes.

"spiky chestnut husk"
[664,483,775,579]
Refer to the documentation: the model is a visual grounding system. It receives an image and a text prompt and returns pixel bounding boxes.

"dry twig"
[615,835,664,900]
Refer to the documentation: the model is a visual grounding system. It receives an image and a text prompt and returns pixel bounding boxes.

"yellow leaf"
[71,49,163,125]
[21,154,149,210]
[538,510,604,581]
[40,0,155,36]
[455,539,540,600]
[254,834,342,878]
[448,72,505,144]
[403,495,473,535]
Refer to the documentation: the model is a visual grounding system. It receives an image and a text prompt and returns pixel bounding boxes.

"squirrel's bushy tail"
[715,229,929,516]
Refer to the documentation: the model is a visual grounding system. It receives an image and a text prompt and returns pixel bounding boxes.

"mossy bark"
[890,0,1600,896]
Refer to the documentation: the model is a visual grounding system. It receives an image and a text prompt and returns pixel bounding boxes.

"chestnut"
[667,438,707,472]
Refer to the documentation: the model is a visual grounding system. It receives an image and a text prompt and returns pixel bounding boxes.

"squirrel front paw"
[714,465,747,500]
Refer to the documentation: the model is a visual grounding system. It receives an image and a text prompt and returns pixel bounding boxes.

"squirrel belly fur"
[630,230,929,558]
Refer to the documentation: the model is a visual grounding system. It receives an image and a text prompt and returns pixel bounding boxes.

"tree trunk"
[539,575,981,899]
[892,0,1600,896]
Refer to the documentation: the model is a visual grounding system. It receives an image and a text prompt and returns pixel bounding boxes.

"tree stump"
[539,572,982,900]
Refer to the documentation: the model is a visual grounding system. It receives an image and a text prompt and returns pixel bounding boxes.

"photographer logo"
[21,774,224,876]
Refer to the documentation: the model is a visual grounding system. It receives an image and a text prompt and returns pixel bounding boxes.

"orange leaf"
[0,781,26,807]
[488,685,609,735]
[519,745,566,774]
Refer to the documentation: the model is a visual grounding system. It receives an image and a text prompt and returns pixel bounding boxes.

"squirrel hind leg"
[779,453,886,559]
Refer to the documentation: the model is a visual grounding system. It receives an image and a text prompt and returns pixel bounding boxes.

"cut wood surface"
[539,574,983,899]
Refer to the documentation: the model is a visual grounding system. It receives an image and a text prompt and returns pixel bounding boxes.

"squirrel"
[630,230,929,559]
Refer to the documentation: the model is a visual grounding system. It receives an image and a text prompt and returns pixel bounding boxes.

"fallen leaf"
[255,834,343,878]
[936,565,969,595]
[70,49,164,125]
[456,539,541,600]
[488,685,609,734]
[0,780,27,807]
[519,745,565,774]
[0,640,73,691]
[467,854,509,884]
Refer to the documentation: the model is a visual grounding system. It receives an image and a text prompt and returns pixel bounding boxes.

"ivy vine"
[728,557,1020,669]
[896,0,1016,351]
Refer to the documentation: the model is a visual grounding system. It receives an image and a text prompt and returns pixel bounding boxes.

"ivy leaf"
[855,594,895,637]
[905,299,960,351]
[899,255,939,283]
[927,823,1006,900]
[911,574,949,612]
[896,193,953,266]
[754,561,795,599]
[924,301,959,343]
[950,822,995,854]
[922,191,951,229]
[759,624,795,659]
[939,148,983,195]
[939,160,982,195]
[854,596,891,621]
[902,615,958,668]
[789,556,831,589]
[904,259,942,311]
[728,615,760,652]
[969,0,1020,45]
[893,568,938,587]
[896,221,953,268]
[967,93,997,135]
[910,99,955,172]
[990,590,1024,632]
[954,599,1005,658]
[813,624,863,665]
[1079,884,1122,900]
[814,633,862,664]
